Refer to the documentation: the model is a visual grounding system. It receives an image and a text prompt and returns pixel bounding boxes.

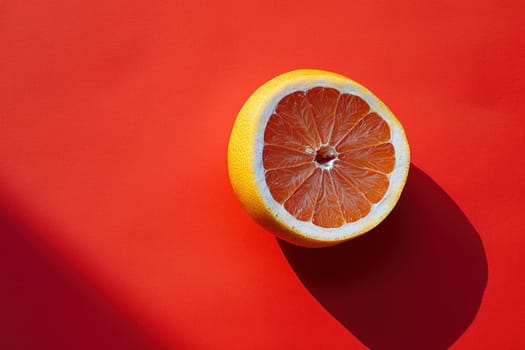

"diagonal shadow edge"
[0,193,181,350]
[278,164,488,350]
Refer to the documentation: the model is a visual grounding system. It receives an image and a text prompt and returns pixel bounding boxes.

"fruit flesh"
[263,87,395,228]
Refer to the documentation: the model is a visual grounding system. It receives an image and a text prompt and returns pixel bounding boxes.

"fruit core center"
[314,146,338,169]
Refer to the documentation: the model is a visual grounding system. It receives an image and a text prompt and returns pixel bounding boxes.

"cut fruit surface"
[228,69,410,247]
[264,89,394,228]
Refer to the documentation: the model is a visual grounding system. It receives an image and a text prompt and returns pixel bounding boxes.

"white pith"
[253,75,410,241]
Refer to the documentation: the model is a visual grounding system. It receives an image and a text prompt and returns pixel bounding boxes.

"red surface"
[1,1,524,349]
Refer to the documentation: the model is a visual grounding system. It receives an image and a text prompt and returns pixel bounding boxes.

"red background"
[1,0,524,349]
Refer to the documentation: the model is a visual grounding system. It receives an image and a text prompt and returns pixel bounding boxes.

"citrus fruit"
[228,69,410,247]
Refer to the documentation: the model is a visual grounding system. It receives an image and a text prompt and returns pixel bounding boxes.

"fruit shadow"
[0,198,173,350]
[278,165,488,350]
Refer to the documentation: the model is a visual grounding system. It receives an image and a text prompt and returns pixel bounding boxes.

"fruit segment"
[263,87,395,228]
[336,113,391,152]
[263,145,314,170]
[312,172,345,228]
[305,87,340,144]
[330,94,370,145]
[283,169,323,222]
[264,163,316,203]
[274,91,321,148]
[338,143,395,174]
[334,163,389,203]
[264,113,312,151]
[330,168,372,222]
